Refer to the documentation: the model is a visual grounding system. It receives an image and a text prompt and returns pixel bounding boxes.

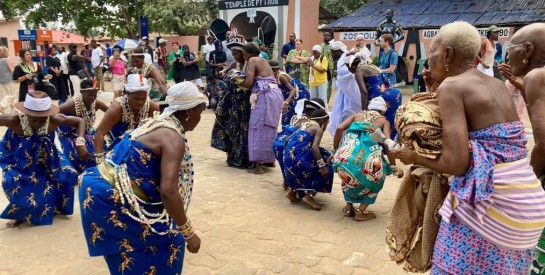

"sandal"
[343,206,355,217]
[355,209,376,221]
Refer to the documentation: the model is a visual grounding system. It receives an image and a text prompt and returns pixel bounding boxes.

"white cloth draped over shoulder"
[327,53,362,136]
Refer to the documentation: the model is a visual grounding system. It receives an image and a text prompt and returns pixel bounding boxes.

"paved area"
[0,83,533,274]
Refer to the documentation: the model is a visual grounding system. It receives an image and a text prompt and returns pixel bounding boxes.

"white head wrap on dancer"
[294,98,326,119]
[368,97,387,112]
[312,45,321,52]
[158,81,205,120]
[330,41,347,52]
[124,74,149,93]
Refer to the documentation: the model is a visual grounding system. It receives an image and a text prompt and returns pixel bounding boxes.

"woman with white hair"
[393,21,545,274]
[79,82,204,275]
[331,97,402,221]
[94,74,159,157]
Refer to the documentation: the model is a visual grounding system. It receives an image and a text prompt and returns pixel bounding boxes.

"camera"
[29,73,40,85]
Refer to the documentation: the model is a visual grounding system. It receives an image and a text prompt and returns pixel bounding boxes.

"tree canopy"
[0,0,218,38]
[320,0,370,18]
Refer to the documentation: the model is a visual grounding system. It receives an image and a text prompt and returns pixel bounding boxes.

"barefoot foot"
[343,204,355,217]
[247,167,265,174]
[6,220,23,228]
[286,189,299,203]
[355,210,375,221]
[302,195,321,211]
[282,182,288,190]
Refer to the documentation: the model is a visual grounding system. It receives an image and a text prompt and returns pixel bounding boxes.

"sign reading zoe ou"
[340,32,376,41]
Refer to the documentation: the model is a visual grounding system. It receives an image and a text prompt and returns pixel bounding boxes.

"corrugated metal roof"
[325,0,545,30]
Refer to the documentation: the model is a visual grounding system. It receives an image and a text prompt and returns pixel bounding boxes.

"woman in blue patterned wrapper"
[1,90,87,228]
[269,60,310,126]
[273,98,325,190]
[79,82,204,275]
[283,109,333,210]
[94,74,159,156]
[57,79,108,173]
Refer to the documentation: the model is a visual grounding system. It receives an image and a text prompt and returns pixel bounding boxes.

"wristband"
[75,137,86,147]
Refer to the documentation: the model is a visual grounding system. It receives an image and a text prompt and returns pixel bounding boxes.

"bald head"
[511,23,545,60]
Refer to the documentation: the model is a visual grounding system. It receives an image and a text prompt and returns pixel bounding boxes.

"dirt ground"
[0,81,534,274]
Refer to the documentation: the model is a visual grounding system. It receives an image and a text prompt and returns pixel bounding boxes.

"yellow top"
[309,57,328,87]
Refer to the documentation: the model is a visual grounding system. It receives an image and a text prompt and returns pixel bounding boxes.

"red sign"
[37,30,53,43]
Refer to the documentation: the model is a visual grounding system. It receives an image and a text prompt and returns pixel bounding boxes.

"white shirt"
[58,51,69,74]
[204,44,215,62]
[350,46,373,62]
[327,52,362,136]
[144,53,153,65]
[91,47,104,68]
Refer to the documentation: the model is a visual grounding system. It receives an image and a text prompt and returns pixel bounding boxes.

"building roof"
[52,30,86,44]
[325,0,545,31]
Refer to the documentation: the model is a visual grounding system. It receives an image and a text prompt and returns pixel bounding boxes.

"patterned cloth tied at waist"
[250,76,281,128]
[395,92,442,159]
[96,161,150,202]
[439,158,545,250]
[387,91,446,272]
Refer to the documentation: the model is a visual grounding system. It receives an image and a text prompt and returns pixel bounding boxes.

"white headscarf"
[158,82,205,120]
[368,97,387,112]
[312,45,321,52]
[125,74,149,93]
[330,41,347,52]
[349,52,371,67]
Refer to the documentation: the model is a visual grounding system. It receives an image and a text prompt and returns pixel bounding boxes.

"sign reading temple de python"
[220,0,289,9]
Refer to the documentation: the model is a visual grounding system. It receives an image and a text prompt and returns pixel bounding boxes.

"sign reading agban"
[340,32,376,41]
[422,29,439,39]
[220,0,289,10]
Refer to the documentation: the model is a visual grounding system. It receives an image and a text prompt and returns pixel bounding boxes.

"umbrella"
[113,39,139,51]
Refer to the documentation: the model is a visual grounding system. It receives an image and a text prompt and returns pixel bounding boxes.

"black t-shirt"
[12,63,43,101]
[45,56,61,74]
[67,52,83,75]
[209,51,227,65]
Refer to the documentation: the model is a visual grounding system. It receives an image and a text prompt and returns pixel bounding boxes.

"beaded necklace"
[74,95,96,134]
[110,115,194,235]
[115,95,150,130]
[363,110,383,123]
[19,114,49,136]
[301,120,319,130]
[358,62,381,75]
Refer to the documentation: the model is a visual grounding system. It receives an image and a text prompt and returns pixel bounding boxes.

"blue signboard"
[139,16,149,39]
[18,29,37,41]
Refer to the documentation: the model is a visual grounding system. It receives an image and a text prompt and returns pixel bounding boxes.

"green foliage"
[320,0,370,18]
[142,0,218,36]
[0,0,216,38]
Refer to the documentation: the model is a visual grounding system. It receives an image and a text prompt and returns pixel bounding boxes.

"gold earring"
[185,116,189,121]
[445,65,449,72]
[523,59,528,64]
